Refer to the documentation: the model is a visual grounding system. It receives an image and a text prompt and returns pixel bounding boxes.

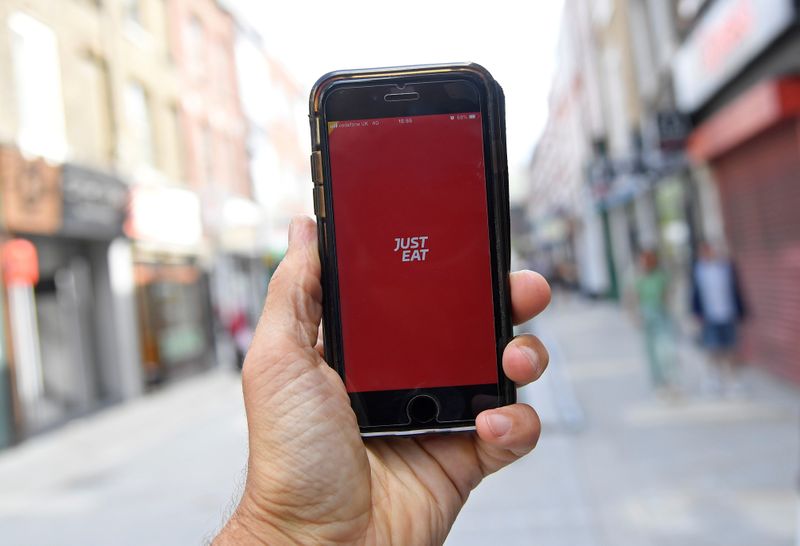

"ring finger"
[502,334,549,386]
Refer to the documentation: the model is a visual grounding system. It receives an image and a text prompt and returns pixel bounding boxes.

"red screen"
[327,112,497,392]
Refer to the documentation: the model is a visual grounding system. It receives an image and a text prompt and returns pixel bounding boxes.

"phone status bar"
[328,113,480,132]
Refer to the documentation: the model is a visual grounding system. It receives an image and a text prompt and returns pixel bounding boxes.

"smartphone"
[308,63,514,436]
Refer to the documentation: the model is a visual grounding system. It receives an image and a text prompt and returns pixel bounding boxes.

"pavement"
[447,295,799,546]
[0,296,798,545]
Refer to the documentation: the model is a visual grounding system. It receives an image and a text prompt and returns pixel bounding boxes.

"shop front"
[675,0,800,381]
[211,249,268,368]
[0,266,10,447]
[126,184,215,386]
[0,148,134,438]
[202,192,269,369]
[688,77,800,381]
[592,162,648,299]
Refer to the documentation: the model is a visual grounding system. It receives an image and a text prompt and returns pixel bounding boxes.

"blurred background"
[0,0,798,544]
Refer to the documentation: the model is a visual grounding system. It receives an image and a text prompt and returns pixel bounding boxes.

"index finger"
[510,270,551,325]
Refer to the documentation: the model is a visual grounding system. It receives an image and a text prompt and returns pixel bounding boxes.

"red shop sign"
[2,239,39,286]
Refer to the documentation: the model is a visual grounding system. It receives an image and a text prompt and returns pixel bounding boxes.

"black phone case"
[308,63,514,436]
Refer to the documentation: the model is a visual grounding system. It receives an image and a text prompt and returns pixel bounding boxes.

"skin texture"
[214,217,551,545]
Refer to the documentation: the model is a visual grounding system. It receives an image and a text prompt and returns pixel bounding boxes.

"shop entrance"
[16,237,109,434]
[134,259,214,387]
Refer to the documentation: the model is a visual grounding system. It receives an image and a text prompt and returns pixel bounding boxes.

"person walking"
[691,241,746,395]
[634,249,676,392]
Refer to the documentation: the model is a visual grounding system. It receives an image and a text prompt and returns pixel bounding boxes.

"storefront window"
[134,260,213,386]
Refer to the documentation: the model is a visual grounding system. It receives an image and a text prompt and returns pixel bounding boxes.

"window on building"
[217,41,238,102]
[202,124,215,185]
[159,0,173,63]
[629,0,658,100]
[592,0,614,26]
[602,47,630,154]
[677,0,706,20]
[170,104,185,181]
[77,53,115,166]
[185,15,205,78]
[123,0,143,27]
[8,12,68,161]
[124,81,155,167]
[216,134,228,189]
[213,41,229,100]
[647,0,678,68]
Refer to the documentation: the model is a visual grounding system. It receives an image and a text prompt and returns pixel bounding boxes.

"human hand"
[214,217,551,545]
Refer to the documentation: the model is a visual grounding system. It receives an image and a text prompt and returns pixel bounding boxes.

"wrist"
[217,486,372,546]
[213,492,295,545]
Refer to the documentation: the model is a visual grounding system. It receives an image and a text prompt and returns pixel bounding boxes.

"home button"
[407,394,439,424]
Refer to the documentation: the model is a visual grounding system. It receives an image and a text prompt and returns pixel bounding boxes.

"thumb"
[258,216,322,349]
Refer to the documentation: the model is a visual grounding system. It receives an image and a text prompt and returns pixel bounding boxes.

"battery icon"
[468,114,476,119]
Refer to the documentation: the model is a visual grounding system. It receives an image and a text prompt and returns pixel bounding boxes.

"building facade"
[534,0,800,382]
[675,0,800,382]
[0,0,269,445]
[0,0,158,440]
[165,0,264,370]
[526,0,609,296]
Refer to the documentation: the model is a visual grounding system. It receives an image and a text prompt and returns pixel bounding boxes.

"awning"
[688,76,800,162]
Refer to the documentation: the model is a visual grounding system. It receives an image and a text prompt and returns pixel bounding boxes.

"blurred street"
[450,296,798,546]
[0,0,799,543]
[1,295,796,546]
[0,364,248,545]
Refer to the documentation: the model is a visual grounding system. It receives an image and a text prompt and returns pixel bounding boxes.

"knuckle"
[510,405,541,455]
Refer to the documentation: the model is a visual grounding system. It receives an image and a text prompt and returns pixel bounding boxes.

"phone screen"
[327,112,498,393]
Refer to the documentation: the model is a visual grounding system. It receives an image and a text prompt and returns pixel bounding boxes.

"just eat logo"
[393,236,430,262]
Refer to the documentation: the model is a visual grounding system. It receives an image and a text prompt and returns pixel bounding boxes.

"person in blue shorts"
[691,241,747,395]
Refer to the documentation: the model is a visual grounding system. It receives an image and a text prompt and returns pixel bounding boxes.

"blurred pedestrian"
[691,241,746,395]
[226,308,253,369]
[633,249,676,393]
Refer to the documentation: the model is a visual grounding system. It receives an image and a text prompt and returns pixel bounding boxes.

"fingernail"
[517,345,539,375]
[288,218,297,245]
[486,413,512,437]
